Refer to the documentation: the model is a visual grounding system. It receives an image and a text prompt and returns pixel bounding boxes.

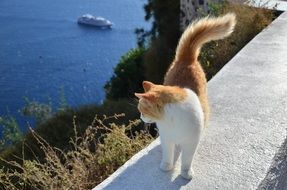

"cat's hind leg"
[180,138,200,179]
[159,137,175,172]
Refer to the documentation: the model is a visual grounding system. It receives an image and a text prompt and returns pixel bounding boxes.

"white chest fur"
[146,88,204,179]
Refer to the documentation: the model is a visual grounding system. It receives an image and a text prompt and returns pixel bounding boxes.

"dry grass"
[0,114,153,190]
[200,2,275,79]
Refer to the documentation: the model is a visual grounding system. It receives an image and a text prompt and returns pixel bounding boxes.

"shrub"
[0,99,142,163]
[0,116,22,151]
[21,97,53,124]
[200,2,275,79]
[104,48,146,100]
[0,114,153,189]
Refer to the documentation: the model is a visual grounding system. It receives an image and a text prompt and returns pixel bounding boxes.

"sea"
[0,0,150,131]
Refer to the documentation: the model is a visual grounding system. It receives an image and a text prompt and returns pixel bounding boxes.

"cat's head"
[135,81,187,123]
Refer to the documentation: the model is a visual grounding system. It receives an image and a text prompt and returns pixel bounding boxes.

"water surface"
[0,0,149,130]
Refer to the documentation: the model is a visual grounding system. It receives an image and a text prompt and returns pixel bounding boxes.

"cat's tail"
[175,13,236,63]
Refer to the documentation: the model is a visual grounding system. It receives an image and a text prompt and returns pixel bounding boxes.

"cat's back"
[164,60,206,95]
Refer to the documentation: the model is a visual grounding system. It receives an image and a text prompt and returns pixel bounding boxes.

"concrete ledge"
[94,12,287,190]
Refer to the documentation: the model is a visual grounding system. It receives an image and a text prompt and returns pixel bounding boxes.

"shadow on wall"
[96,139,194,190]
[258,137,287,190]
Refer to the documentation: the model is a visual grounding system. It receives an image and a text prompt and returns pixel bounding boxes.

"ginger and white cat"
[135,13,236,179]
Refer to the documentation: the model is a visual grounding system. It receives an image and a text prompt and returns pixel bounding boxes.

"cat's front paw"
[160,162,173,172]
[180,168,194,180]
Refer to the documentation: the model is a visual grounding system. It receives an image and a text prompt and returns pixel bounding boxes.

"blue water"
[0,0,150,130]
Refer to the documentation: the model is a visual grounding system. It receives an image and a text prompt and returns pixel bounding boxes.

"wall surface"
[94,12,287,190]
[249,0,287,11]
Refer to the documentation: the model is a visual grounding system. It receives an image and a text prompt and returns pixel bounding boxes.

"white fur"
[141,88,204,179]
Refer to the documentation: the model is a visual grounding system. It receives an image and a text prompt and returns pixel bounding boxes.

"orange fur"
[135,82,187,120]
[164,13,236,125]
[136,13,236,125]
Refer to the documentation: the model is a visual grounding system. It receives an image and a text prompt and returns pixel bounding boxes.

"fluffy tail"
[175,13,236,63]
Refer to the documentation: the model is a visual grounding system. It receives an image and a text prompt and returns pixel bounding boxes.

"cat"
[135,82,204,179]
[135,13,236,179]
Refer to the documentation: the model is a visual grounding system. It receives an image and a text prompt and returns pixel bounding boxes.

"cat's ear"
[142,81,154,92]
[134,92,156,102]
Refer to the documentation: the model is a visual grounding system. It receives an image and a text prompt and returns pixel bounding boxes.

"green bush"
[0,100,141,163]
[0,116,22,151]
[104,48,146,100]
[21,97,53,124]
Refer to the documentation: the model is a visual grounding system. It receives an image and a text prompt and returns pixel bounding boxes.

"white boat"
[78,14,113,28]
